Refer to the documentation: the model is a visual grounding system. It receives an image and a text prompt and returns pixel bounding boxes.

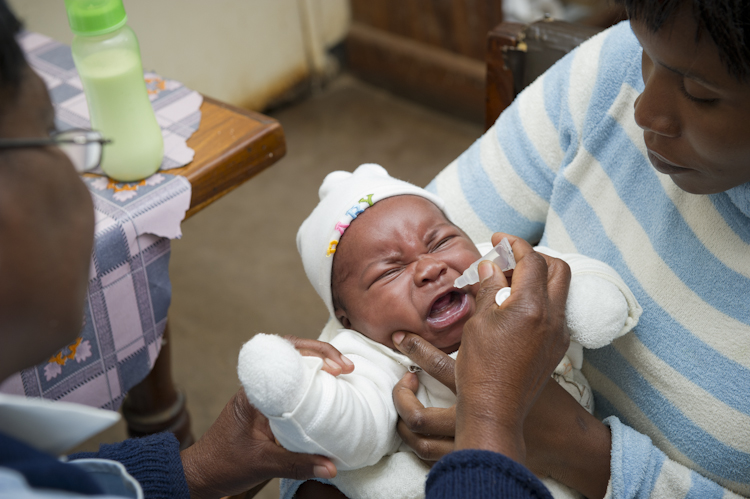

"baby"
[238,164,642,499]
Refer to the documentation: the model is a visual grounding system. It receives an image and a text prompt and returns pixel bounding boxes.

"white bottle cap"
[495,287,512,306]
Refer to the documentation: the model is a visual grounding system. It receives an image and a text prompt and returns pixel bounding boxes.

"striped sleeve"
[606,417,745,499]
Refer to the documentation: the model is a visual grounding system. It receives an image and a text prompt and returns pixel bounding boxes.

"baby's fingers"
[393,372,456,437]
[397,419,455,461]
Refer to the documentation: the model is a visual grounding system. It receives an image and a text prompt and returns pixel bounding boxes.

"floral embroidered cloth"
[0,33,195,410]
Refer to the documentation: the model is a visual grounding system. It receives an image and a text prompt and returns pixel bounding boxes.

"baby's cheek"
[356,321,394,348]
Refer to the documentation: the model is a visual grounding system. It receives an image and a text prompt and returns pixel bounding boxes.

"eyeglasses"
[0,129,111,173]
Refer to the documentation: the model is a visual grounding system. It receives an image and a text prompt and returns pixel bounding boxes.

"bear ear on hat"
[319,171,352,200]
[353,163,388,177]
[319,164,389,200]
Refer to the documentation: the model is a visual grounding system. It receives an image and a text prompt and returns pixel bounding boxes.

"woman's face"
[0,66,95,378]
[632,8,750,194]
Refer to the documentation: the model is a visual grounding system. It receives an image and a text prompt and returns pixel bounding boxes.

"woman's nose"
[633,71,680,139]
[414,257,447,285]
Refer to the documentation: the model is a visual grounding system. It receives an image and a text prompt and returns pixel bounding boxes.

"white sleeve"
[237,333,401,470]
[535,247,643,349]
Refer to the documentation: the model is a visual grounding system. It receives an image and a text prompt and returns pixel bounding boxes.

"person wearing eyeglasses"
[0,129,109,173]
[0,2,575,499]
[0,3,344,498]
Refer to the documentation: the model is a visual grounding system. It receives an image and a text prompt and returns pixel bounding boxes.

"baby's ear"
[335,309,352,329]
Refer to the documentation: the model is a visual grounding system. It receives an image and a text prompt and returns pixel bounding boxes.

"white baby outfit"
[237,165,642,499]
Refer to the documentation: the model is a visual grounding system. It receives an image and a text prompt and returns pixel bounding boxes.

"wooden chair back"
[485,19,603,130]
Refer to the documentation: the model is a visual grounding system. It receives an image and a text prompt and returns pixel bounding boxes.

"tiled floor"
[75,74,483,498]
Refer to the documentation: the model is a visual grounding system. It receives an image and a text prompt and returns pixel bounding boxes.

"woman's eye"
[680,79,719,104]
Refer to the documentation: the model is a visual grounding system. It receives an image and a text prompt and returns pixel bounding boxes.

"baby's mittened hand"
[566,275,629,349]
[237,334,313,417]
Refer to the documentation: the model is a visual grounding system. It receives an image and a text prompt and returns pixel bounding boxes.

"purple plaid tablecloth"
[0,33,196,410]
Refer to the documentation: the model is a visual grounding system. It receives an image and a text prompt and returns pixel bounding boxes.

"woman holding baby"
[386,0,750,498]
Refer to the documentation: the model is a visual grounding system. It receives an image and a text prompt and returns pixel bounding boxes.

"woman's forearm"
[549,414,610,499]
[455,400,527,464]
[524,382,611,499]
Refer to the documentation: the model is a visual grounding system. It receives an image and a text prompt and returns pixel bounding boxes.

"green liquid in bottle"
[76,47,163,181]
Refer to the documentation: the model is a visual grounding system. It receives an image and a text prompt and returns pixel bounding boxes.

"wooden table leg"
[122,323,195,449]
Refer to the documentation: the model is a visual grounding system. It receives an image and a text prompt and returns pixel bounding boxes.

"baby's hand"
[238,335,354,417]
[284,336,354,376]
[565,275,628,348]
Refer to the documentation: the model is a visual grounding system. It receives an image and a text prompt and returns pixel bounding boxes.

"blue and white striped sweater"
[428,21,750,499]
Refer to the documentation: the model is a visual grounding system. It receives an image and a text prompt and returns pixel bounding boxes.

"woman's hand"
[393,234,570,459]
[458,234,608,499]
[180,389,337,499]
[391,336,457,462]
[522,380,611,499]
[454,233,571,461]
[393,370,456,462]
[393,333,611,498]
[181,336,351,499]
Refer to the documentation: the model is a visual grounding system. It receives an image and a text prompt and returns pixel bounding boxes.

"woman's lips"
[647,149,690,175]
[425,292,471,330]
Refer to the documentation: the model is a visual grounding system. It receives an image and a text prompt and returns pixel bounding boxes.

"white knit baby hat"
[297,163,451,318]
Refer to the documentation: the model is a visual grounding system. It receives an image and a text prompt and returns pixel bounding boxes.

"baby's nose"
[414,257,447,284]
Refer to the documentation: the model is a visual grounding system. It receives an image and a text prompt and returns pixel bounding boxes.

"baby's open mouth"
[426,291,470,329]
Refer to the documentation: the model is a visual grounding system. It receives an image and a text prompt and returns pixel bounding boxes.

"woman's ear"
[335,309,351,329]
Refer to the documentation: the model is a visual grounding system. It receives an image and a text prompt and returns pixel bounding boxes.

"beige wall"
[11,0,350,109]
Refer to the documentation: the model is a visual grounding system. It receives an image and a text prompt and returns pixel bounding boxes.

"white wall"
[10,0,350,109]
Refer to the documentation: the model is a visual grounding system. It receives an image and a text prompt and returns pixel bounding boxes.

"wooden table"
[121,97,286,447]
[178,97,286,218]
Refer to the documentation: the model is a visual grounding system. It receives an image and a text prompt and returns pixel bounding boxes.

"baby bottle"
[65,0,164,182]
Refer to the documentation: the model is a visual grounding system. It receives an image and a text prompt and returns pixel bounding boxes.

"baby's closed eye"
[431,237,453,251]
[376,267,404,283]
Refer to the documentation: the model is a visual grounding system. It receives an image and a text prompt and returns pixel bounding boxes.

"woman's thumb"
[474,261,508,309]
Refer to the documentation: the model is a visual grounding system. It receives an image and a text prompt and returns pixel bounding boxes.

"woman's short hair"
[0,0,25,90]
[615,0,750,82]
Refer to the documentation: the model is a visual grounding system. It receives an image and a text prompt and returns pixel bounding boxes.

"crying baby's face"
[331,195,480,354]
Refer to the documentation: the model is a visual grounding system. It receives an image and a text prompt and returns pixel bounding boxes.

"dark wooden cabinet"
[345,1,625,124]
[351,0,504,61]
[346,0,503,122]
